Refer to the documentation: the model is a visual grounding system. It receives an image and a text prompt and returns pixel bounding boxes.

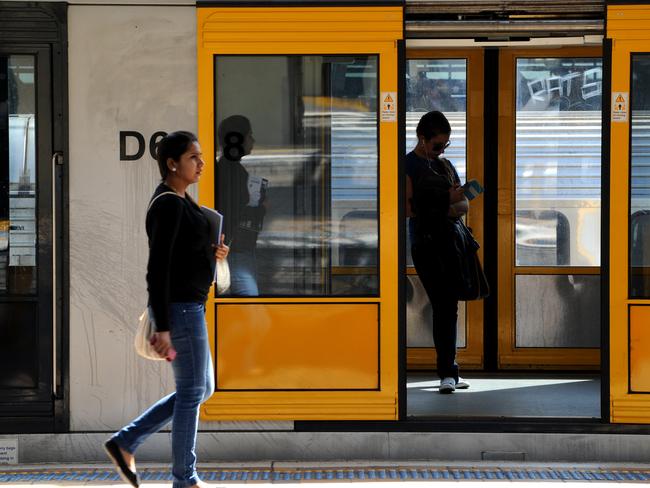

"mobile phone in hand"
[462,179,484,200]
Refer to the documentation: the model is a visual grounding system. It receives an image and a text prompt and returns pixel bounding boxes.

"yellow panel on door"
[630,306,650,392]
[215,303,379,390]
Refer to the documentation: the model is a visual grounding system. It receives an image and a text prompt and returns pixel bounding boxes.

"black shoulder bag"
[452,219,490,301]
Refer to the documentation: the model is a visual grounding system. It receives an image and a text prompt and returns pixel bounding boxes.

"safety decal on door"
[381,92,397,122]
[612,92,629,122]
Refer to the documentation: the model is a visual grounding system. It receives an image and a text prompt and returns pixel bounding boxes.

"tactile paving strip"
[1,467,650,483]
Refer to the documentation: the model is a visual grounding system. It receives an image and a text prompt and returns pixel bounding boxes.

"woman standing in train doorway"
[406,111,471,394]
[104,131,229,488]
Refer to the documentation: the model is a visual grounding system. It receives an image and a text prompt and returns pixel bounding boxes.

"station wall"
[68,5,197,430]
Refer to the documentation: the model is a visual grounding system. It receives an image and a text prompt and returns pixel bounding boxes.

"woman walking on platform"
[104,131,228,488]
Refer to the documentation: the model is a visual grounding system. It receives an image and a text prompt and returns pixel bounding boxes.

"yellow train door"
[498,47,603,369]
[196,4,403,420]
[607,1,650,423]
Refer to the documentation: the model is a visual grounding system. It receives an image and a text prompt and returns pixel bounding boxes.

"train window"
[214,55,378,296]
[405,59,467,266]
[515,274,600,348]
[515,58,602,267]
[1,55,37,295]
[629,55,650,298]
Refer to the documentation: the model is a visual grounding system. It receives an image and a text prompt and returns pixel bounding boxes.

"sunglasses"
[432,141,451,152]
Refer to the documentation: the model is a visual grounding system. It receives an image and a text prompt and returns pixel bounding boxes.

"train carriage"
[0,0,650,463]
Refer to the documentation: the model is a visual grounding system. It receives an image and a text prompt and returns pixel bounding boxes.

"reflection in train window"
[1,55,37,295]
[515,58,602,267]
[214,56,378,296]
[516,210,570,266]
[405,59,467,265]
[515,274,600,348]
[405,59,466,181]
[630,55,650,298]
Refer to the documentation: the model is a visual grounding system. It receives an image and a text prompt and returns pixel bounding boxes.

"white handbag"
[134,307,165,360]
[215,258,231,295]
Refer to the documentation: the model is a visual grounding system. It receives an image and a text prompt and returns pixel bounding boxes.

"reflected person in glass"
[215,115,266,296]
[410,74,458,113]
[406,111,470,394]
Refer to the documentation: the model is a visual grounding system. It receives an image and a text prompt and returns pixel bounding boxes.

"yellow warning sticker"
[612,91,629,122]
[381,91,397,122]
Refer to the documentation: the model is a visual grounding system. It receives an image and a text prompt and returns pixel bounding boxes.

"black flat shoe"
[103,439,140,487]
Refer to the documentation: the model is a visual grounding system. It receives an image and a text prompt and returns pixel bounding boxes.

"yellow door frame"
[607,3,650,423]
[498,47,602,369]
[405,49,485,370]
[197,6,403,420]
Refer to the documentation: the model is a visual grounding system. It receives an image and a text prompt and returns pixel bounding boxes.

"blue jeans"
[229,249,259,296]
[111,302,214,488]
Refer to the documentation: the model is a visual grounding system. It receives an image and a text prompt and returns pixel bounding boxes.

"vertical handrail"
[51,151,62,397]
[22,116,32,182]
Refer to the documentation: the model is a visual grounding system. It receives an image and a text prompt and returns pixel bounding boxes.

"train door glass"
[1,55,36,297]
[0,52,54,414]
[499,49,602,369]
[629,54,650,395]
[629,55,650,298]
[405,52,485,371]
[212,54,384,393]
[214,55,378,298]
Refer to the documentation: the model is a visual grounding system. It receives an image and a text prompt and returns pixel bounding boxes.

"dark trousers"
[411,241,460,381]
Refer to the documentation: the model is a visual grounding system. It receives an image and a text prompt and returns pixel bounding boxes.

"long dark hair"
[155,131,198,179]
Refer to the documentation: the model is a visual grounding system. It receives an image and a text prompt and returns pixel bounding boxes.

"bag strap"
[439,158,457,186]
[147,191,180,214]
[457,218,480,252]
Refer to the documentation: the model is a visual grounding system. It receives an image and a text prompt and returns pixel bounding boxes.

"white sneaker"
[439,377,456,394]
[456,377,470,389]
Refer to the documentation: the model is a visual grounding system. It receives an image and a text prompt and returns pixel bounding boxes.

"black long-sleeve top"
[146,183,213,332]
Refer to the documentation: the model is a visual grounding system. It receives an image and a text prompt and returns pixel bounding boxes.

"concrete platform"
[3,431,650,465]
